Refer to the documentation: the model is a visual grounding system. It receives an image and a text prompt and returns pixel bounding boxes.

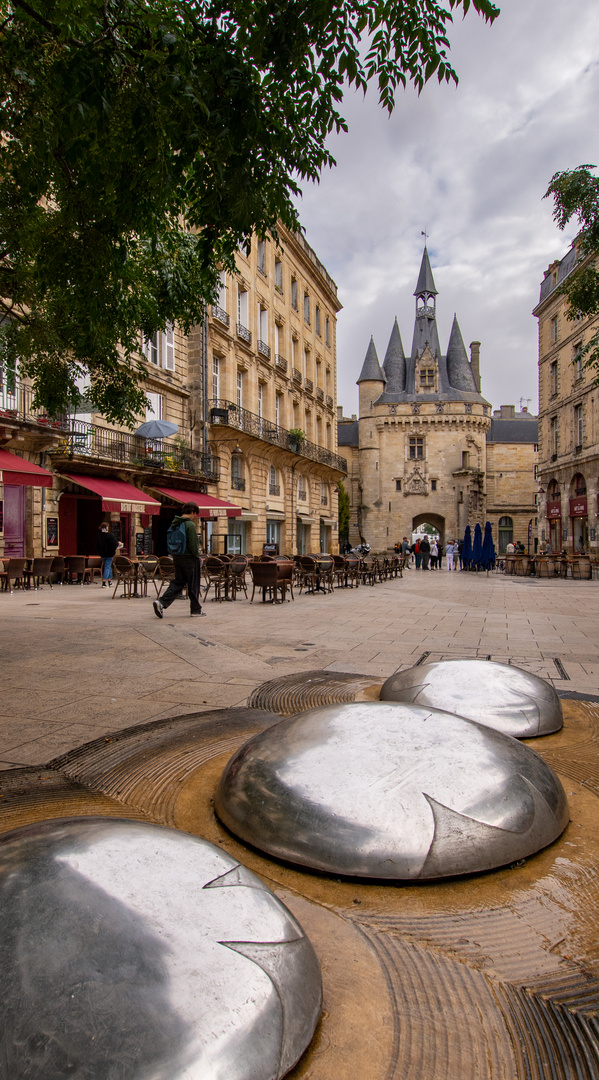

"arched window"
[498,516,513,554]
[571,472,586,496]
[548,479,560,499]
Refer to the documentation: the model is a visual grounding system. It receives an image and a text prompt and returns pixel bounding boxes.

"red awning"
[153,486,241,518]
[64,474,161,514]
[0,448,53,487]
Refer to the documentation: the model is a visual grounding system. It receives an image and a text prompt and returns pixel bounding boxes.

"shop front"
[320,516,336,553]
[570,494,588,552]
[151,487,242,555]
[546,499,562,552]
[0,449,53,557]
[58,475,160,555]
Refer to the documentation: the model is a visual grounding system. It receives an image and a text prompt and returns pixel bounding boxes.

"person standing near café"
[153,502,205,618]
[96,522,119,587]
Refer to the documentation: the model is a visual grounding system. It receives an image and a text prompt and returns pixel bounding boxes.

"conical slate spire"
[357,337,386,384]
[382,319,406,393]
[446,315,477,392]
[414,247,438,298]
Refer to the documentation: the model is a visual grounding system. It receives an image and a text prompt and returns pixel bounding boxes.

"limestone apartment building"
[337,247,539,554]
[194,226,345,555]
[535,242,599,555]
[0,225,344,560]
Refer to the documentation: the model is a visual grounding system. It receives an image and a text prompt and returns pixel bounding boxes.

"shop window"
[498,515,513,554]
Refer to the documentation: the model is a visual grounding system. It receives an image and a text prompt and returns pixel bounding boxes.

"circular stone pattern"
[216,703,569,880]
[379,659,563,738]
[0,817,322,1080]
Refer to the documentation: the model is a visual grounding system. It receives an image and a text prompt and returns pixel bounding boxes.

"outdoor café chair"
[139,556,160,597]
[111,555,135,598]
[344,554,360,588]
[275,559,295,602]
[65,556,92,585]
[297,556,318,594]
[86,556,103,583]
[24,556,55,590]
[50,556,66,585]
[228,556,249,600]
[156,556,176,596]
[202,557,228,602]
[0,558,27,592]
[249,560,280,603]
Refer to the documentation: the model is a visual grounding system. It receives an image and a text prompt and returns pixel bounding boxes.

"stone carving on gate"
[404,466,428,496]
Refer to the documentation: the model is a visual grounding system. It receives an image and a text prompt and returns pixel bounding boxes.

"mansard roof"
[382,319,406,394]
[414,246,438,297]
[357,336,386,384]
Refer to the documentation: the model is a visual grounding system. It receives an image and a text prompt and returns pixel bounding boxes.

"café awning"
[152,486,241,518]
[63,474,161,514]
[0,448,53,487]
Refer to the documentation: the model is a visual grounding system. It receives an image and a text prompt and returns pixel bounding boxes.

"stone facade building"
[192,225,345,556]
[337,248,538,554]
[534,242,599,555]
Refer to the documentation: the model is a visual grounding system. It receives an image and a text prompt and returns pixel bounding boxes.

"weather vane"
[421,228,429,243]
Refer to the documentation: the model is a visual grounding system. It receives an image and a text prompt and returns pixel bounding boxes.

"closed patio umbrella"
[481,521,496,573]
[462,525,472,570]
[472,522,483,570]
[135,420,179,439]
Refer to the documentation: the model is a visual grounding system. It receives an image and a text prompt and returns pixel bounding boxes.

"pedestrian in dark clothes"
[153,502,205,618]
[96,523,120,587]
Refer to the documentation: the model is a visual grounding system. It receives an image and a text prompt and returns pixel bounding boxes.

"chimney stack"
[337,405,344,422]
[469,341,481,392]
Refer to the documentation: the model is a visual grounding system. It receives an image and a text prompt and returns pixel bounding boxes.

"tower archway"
[412,512,445,547]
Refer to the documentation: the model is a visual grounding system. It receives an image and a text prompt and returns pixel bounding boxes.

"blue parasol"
[481,521,496,572]
[472,522,483,569]
[462,524,472,569]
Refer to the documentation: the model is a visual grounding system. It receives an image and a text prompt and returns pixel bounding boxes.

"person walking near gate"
[153,502,205,618]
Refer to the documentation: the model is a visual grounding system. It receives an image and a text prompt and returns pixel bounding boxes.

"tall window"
[550,315,559,343]
[325,316,330,346]
[551,415,558,456]
[462,450,470,468]
[291,278,298,310]
[275,393,281,429]
[162,325,175,371]
[498,516,513,553]
[316,359,321,388]
[237,287,249,329]
[231,453,245,491]
[315,306,321,336]
[274,322,280,358]
[217,270,227,309]
[298,475,307,501]
[258,305,268,345]
[576,403,583,447]
[304,293,310,324]
[550,360,558,395]
[320,481,328,506]
[236,369,243,409]
[575,342,583,379]
[269,465,279,496]
[257,239,266,274]
[409,436,424,459]
[274,259,283,291]
[145,392,162,420]
[144,333,158,365]
[304,348,310,379]
[212,356,219,400]
[257,382,263,419]
[292,337,297,372]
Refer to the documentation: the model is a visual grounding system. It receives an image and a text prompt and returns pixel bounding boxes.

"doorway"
[3,484,25,557]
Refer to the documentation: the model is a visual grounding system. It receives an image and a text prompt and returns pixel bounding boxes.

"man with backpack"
[153,502,205,618]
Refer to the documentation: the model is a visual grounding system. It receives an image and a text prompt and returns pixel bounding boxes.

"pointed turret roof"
[446,315,477,392]
[357,337,386,384]
[382,319,406,393]
[414,246,438,297]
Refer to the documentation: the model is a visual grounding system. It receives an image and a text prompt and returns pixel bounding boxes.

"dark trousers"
[422,552,430,570]
[160,555,202,614]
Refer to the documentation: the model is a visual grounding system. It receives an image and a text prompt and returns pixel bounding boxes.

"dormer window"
[420,369,435,387]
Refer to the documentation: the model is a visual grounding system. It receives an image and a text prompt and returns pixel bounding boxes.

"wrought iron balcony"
[269,484,281,496]
[231,477,246,491]
[315,387,324,402]
[208,399,347,473]
[298,489,307,501]
[326,395,333,409]
[292,368,302,385]
[212,304,230,327]
[0,382,68,429]
[275,355,287,373]
[48,420,220,482]
[237,322,252,345]
[258,340,271,359]
[304,378,314,394]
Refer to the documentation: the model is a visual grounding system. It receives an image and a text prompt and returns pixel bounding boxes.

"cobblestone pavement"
[1,570,598,768]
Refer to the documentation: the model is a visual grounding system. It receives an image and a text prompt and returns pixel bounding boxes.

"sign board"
[45,515,59,548]
[135,532,145,556]
[263,543,278,556]
[569,496,588,518]
[143,526,153,554]
[546,500,561,519]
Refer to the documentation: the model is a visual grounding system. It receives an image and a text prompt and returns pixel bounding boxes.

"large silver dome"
[0,817,321,1080]
[380,659,563,737]
[216,702,569,880]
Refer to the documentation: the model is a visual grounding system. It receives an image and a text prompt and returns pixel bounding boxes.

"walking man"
[153,502,205,618]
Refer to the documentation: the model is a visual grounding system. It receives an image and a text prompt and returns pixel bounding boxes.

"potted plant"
[288,427,305,453]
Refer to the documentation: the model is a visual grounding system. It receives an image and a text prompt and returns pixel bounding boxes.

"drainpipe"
[202,303,209,457]
[290,461,297,554]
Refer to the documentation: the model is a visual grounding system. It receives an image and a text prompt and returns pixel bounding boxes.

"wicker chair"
[50,556,66,585]
[24,556,55,590]
[65,556,92,584]
[229,556,249,600]
[249,560,280,603]
[156,556,176,596]
[0,558,27,592]
[86,556,103,583]
[111,555,135,598]
[202,557,228,602]
[139,556,159,597]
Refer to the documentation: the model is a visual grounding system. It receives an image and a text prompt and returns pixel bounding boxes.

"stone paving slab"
[1,571,598,766]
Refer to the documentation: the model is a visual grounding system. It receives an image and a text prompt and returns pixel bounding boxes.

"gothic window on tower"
[420,368,435,387]
[409,436,424,459]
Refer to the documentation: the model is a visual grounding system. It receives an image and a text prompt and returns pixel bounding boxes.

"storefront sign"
[45,515,59,547]
[546,500,561,519]
[570,496,587,518]
[118,501,146,514]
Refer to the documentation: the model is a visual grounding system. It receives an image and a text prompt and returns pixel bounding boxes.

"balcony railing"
[257,340,271,360]
[292,368,302,385]
[237,322,252,345]
[326,395,333,409]
[0,382,68,429]
[212,304,230,327]
[304,378,314,394]
[48,420,220,482]
[231,476,246,491]
[275,355,287,373]
[298,490,307,501]
[208,399,347,473]
[315,387,324,402]
[269,484,280,496]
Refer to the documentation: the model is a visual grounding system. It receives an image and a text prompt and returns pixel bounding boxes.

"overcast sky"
[295,0,599,418]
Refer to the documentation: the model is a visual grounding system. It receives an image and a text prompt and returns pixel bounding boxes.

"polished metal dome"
[380,659,563,738]
[0,817,321,1079]
[216,702,569,880]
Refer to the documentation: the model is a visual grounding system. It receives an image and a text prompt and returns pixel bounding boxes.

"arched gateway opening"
[412,513,445,548]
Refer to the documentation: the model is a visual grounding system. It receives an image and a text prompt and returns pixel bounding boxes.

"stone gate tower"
[353,247,491,549]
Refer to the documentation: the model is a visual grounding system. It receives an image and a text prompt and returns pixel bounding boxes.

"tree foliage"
[0,0,498,424]
[337,480,350,540]
[545,165,599,377]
